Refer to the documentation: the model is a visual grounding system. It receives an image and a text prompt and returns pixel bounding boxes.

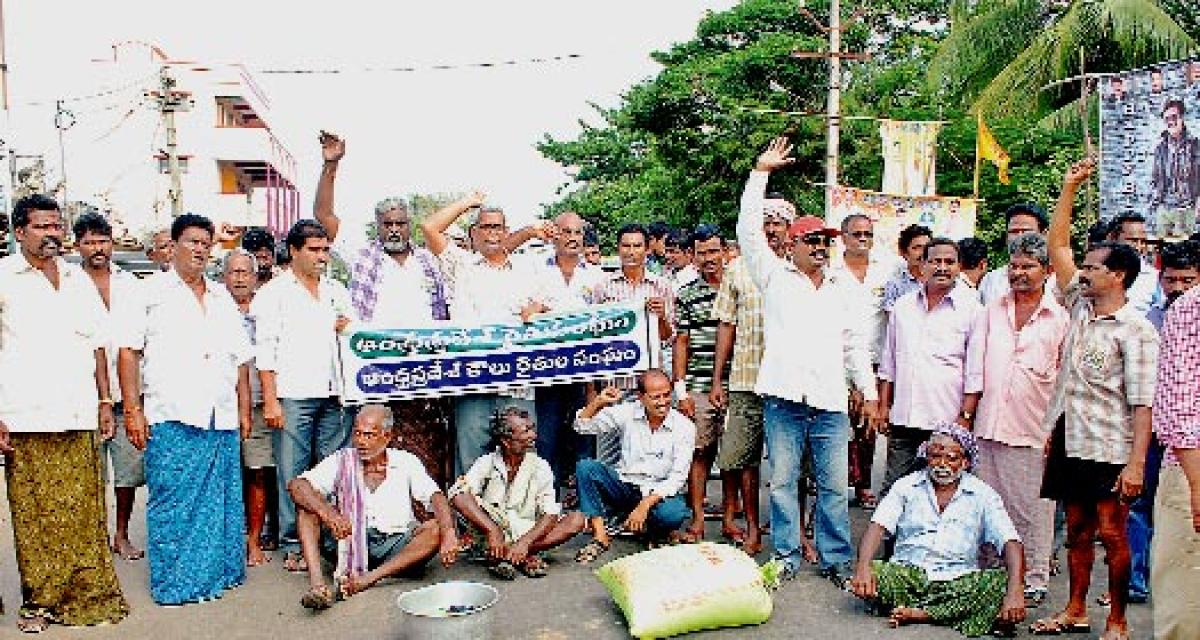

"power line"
[253,53,584,75]
[16,70,158,108]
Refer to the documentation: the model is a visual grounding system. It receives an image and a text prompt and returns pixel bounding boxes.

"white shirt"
[669,264,699,295]
[302,448,440,535]
[1126,264,1161,317]
[439,244,540,324]
[533,255,605,312]
[117,271,252,430]
[979,266,1011,306]
[574,401,695,498]
[829,250,904,364]
[449,450,560,540]
[85,265,143,401]
[0,255,106,433]
[736,171,878,410]
[333,233,440,328]
[251,271,351,399]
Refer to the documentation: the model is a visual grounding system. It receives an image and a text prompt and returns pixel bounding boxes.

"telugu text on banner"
[338,302,660,404]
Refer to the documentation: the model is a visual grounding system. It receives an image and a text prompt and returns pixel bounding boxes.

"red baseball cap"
[788,215,841,238]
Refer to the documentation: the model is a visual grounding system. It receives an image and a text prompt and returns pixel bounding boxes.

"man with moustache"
[241,227,278,283]
[74,212,146,562]
[851,425,1027,638]
[711,192,795,556]
[1105,213,1163,316]
[738,138,880,584]
[0,195,128,632]
[972,233,1069,607]
[252,220,353,574]
[882,224,933,313]
[1029,158,1158,639]
[878,238,984,497]
[583,227,602,266]
[672,225,729,544]
[223,249,276,567]
[422,192,544,477]
[530,212,606,494]
[314,132,455,486]
[978,204,1050,306]
[117,213,254,605]
[830,213,903,509]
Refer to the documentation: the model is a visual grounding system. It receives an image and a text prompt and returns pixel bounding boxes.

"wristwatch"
[958,410,975,422]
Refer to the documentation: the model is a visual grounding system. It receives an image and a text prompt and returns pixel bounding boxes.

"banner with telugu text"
[829,186,978,253]
[338,302,660,404]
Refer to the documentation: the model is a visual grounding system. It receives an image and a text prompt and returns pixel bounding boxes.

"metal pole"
[55,100,68,207]
[160,67,183,216]
[824,0,841,221]
[0,0,9,112]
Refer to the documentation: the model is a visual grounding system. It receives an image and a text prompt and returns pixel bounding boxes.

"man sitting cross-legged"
[449,405,586,580]
[850,424,1027,638]
[572,370,695,564]
[288,405,459,610]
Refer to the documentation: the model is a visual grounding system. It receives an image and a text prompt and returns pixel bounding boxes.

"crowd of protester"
[1,133,1198,640]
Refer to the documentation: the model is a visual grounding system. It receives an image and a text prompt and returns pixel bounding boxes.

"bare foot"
[338,572,374,598]
[247,543,271,567]
[888,606,931,628]
[742,529,763,556]
[720,520,746,544]
[111,538,145,561]
[800,537,818,564]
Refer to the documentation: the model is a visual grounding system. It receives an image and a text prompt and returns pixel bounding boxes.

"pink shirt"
[879,283,984,430]
[974,289,1070,448]
[1154,287,1200,467]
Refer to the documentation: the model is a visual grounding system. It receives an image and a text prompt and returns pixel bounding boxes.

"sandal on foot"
[574,539,611,564]
[518,555,548,578]
[283,552,308,573]
[488,561,518,580]
[300,585,334,611]
[1029,614,1091,635]
[16,612,49,634]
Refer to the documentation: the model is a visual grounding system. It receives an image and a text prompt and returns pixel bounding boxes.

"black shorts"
[1040,419,1124,503]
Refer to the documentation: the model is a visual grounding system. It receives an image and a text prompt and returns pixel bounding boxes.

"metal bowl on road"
[395,581,498,640]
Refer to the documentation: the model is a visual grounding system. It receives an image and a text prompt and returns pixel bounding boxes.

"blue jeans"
[764,396,852,572]
[1128,439,1163,599]
[275,396,350,554]
[453,393,535,478]
[535,383,591,487]
[575,459,690,536]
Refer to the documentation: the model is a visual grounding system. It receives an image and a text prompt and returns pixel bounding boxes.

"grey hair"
[1007,232,1050,266]
[143,227,170,247]
[374,197,410,218]
[221,247,259,276]
[470,205,506,227]
[489,405,532,441]
[356,404,395,431]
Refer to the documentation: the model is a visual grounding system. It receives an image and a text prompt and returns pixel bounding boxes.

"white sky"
[3,0,739,229]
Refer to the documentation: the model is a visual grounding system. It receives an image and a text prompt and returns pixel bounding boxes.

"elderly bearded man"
[450,406,586,579]
[290,405,459,610]
[0,195,128,632]
[118,213,254,605]
[851,424,1027,638]
[314,131,455,486]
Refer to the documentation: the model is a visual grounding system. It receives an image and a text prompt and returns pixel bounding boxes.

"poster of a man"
[1100,57,1200,238]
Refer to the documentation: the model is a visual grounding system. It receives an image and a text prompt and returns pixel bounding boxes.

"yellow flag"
[976,112,1011,185]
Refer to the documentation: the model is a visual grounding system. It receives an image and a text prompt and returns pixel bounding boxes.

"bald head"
[553,211,587,259]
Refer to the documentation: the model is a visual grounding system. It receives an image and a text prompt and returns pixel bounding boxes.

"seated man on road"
[288,405,459,610]
[450,405,586,580]
[572,370,695,564]
[850,424,1027,638]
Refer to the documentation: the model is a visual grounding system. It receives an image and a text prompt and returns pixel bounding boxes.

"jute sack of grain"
[595,542,776,639]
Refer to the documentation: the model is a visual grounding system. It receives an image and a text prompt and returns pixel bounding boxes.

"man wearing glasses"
[737,138,880,584]
[831,214,902,510]
[1150,99,1200,239]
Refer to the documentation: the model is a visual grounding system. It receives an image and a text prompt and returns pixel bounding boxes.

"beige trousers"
[1152,464,1200,640]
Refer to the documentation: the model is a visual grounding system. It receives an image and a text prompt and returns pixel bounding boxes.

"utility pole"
[154,66,188,216]
[793,2,869,222]
[53,100,75,210]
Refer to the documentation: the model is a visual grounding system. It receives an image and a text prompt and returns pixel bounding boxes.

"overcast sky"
[3,1,738,230]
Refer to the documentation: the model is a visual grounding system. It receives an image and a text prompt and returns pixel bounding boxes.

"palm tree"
[928,0,1197,125]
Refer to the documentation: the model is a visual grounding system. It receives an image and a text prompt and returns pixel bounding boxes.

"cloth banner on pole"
[830,186,978,254]
[879,119,941,196]
[1100,57,1200,239]
[338,302,660,404]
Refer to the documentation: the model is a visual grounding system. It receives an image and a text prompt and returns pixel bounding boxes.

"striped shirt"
[676,277,720,393]
[1044,276,1160,464]
[1153,287,1200,467]
[711,257,764,392]
[590,270,675,390]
